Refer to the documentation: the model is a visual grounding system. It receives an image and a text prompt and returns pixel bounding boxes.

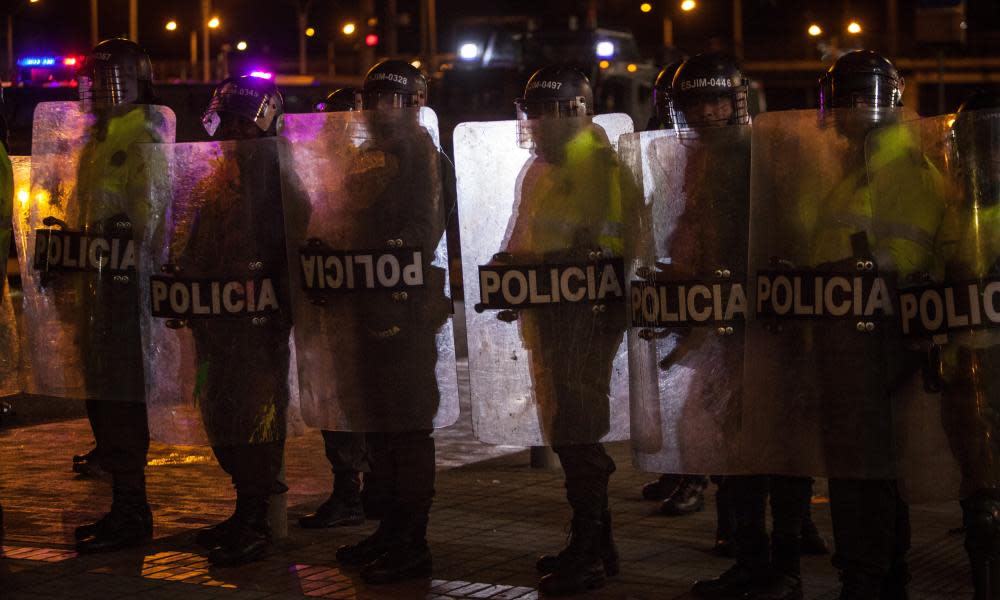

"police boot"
[195,500,242,549]
[837,572,883,600]
[642,474,682,501]
[537,510,619,577]
[75,500,153,553]
[963,492,1000,600]
[538,517,606,596]
[660,475,708,516]
[800,513,830,555]
[746,534,803,600]
[336,513,395,566]
[692,562,759,599]
[72,447,105,478]
[714,483,738,558]
[361,512,433,584]
[208,494,270,566]
[299,470,365,529]
[879,560,910,600]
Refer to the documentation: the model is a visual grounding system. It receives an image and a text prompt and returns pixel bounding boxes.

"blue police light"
[17,56,58,67]
[595,41,615,58]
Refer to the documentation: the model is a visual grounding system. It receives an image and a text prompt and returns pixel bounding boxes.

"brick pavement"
[0,415,974,599]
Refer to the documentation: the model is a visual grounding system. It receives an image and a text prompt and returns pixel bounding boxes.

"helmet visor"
[671,87,749,131]
[202,84,282,136]
[361,90,422,110]
[78,63,139,107]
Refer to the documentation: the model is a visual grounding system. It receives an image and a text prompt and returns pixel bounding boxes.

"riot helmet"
[316,87,359,112]
[819,50,903,111]
[515,66,594,151]
[515,66,593,121]
[951,91,1000,208]
[670,53,749,131]
[361,60,427,110]
[202,74,284,139]
[78,38,155,107]
[651,60,683,130]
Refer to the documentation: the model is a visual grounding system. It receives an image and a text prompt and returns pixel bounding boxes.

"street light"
[807,24,822,37]
[236,40,247,51]
[208,16,220,29]
[680,0,696,11]
[640,2,652,12]
[165,20,178,31]
[847,21,862,34]
[342,22,356,35]
[305,27,315,37]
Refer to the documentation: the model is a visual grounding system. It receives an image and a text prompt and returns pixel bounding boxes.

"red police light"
[63,57,77,66]
[365,33,379,47]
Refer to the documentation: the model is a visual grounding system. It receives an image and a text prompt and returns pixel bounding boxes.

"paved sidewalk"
[1,416,972,600]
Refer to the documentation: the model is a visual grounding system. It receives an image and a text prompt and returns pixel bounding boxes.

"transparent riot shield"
[743,108,914,479]
[0,156,28,396]
[0,153,20,397]
[620,126,750,474]
[867,111,1000,501]
[278,107,459,433]
[138,138,291,446]
[454,113,634,446]
[14,101,175,400]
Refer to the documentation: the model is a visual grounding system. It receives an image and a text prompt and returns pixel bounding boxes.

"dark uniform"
[184,75,290,566]
[298,88,373,530]
[333,61,448,586]
[682,53,815,600]
[71,38,163,554]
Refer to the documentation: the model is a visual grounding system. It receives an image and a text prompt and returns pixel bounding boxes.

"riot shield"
[867,111,999,500]
[620,126,751,474]
[278,107,459,433]
[138,138,291,446]
[0,153,20,397]
[454,113,634,446]
[14,101,175,400]
[743,108,920,479]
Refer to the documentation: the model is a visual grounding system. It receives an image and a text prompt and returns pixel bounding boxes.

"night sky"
[8,0,1000,67]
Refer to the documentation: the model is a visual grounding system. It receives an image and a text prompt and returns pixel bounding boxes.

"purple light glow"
[249,71,273,79]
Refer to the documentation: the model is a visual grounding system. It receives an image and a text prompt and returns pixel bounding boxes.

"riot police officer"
[297,85,373,531]
[70,38,164,554]
[936,90,1000,600]
[331,60,447,585]
[499,66,625,596]
[815,51,919,600]
[671,52,814,600]
[185,74,291,566]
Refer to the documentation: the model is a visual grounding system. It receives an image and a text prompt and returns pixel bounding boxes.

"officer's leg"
[537,443,617,596]
[75,401,152,553]
[693,475,769,599]
[337,432,396,568]
[749,475,811,600]
[299,431,368,528]
[72,400,103,477]
[801,478,830,555]
[881,486,910,600]
[712,476,738,556]
[828,478,899,599]
[962,490,1000,600]
[359,429,435,584]
[193,445,240,549]
[208,440,286,566]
